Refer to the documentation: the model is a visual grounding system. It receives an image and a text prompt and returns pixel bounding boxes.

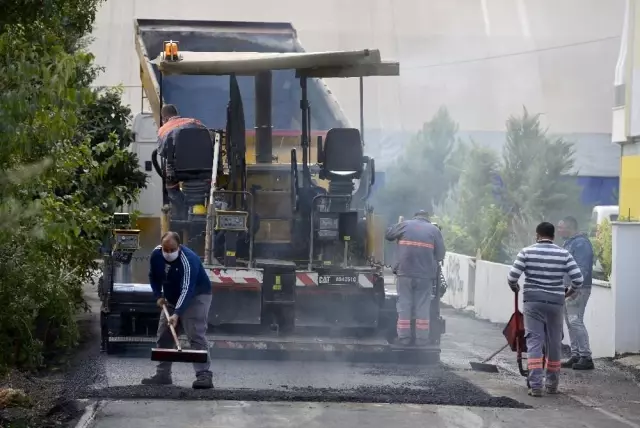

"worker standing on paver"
[141,231,214,389]
[558,216,595,370]
[385,210,446,346]
[507,222,584,397]
[156,104,207,220]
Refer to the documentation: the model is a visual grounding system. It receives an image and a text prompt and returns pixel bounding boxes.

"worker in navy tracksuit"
[156,104,207,220]
[141,231,213,389]
[385,211,446,346]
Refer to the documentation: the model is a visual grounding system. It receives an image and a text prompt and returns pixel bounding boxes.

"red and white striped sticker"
[208,268,375,288]
[208,268,262,285]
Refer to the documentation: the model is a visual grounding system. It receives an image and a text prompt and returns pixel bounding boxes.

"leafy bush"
[0,2,145,371]
[594,219,613,281]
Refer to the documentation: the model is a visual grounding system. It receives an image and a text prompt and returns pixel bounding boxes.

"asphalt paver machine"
[99,19,445,363]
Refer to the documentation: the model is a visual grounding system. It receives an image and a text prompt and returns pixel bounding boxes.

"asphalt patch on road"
[81,367,529,408]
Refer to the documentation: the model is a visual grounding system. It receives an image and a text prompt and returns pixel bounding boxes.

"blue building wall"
[575,176,619,206]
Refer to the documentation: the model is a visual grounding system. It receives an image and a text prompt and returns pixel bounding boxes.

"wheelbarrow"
[470,291,546,385]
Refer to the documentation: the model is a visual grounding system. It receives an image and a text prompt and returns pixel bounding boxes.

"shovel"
[469,343,510,373]
[150,304,209,364]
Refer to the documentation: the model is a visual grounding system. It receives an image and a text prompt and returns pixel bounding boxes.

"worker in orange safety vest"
[385,210,446,346]
[156,104,207,220]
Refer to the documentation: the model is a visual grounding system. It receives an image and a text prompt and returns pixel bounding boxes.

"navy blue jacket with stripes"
[507,240,584,306]
[149,245,212,316]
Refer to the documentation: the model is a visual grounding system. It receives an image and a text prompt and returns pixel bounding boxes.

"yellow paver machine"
[98,19,445,363]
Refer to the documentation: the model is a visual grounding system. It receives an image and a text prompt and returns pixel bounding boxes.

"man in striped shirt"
[507,222,584,397]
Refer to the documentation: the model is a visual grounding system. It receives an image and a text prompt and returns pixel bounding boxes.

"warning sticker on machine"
[318,274,358,285]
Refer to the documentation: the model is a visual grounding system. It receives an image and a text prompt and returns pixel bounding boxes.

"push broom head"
[151,347,209,364]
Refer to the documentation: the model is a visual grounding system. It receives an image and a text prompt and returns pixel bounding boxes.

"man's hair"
[536,222,555,239]
[562,216,578,231]
[414,210,429,218]
[161,104,179,118]
[161,231,181,245]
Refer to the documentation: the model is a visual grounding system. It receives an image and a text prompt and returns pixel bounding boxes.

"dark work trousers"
[156,294,213,377]
[396,276,433,340]
[524,301,563,390]
[166,180,186,219]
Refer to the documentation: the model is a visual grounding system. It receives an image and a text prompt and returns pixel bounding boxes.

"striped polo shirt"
[507,240,584,305]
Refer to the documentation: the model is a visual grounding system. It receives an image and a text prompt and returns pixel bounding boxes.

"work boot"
[192,371,213,390]
[528,388,542,397]
[572,357,595,370]
[141,373,172,385]
[545,386,559,395]
[561,356,579,368]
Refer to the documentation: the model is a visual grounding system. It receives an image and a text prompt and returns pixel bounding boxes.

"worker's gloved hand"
[508,281,520,293]
[156,297,167,308]
[168,314,179,328]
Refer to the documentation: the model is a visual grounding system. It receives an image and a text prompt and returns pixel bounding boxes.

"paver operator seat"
[318,127,364,209]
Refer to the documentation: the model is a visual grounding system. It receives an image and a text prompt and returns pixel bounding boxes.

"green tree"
[436,143,508,262]
[500,108,586,256]
[374,107,465,221]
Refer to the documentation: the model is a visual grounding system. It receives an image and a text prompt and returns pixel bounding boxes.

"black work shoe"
[528,388,542,397]
[141,373,172,385]
[545,386,559,395]
[561,356,579,368]
[572,357,595,370]
[192,372,213,390]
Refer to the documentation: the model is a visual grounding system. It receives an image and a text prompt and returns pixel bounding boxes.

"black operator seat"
[172,127,215,181]
[322,128,364,180]
[172,127,215,206]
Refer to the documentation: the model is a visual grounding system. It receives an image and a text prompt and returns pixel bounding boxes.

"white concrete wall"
[473,260,524,324]
[441,253,475,310]
[611,222,640,354]
[579,282,615,358]
[441,252,616,358]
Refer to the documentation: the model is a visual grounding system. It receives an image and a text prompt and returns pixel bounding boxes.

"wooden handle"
[162,304,181,351]
[482,343,510,363]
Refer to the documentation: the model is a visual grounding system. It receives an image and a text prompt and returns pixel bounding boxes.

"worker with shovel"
[142,231,214,389]
[507,222,584,397]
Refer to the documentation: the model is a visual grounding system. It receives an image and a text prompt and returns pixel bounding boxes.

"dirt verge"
[0,283,101,427]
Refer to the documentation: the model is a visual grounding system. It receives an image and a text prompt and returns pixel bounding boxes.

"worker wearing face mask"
[142,231,213,389]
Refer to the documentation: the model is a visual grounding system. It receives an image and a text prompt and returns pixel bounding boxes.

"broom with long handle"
[150,304,208,364]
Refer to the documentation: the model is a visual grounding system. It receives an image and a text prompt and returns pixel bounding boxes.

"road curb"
[74,400,103,428]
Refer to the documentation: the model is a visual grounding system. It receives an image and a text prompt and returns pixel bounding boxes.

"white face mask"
[163,250,179,262]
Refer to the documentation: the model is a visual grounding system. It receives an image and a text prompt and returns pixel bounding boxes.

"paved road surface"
[81,282,640,428]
